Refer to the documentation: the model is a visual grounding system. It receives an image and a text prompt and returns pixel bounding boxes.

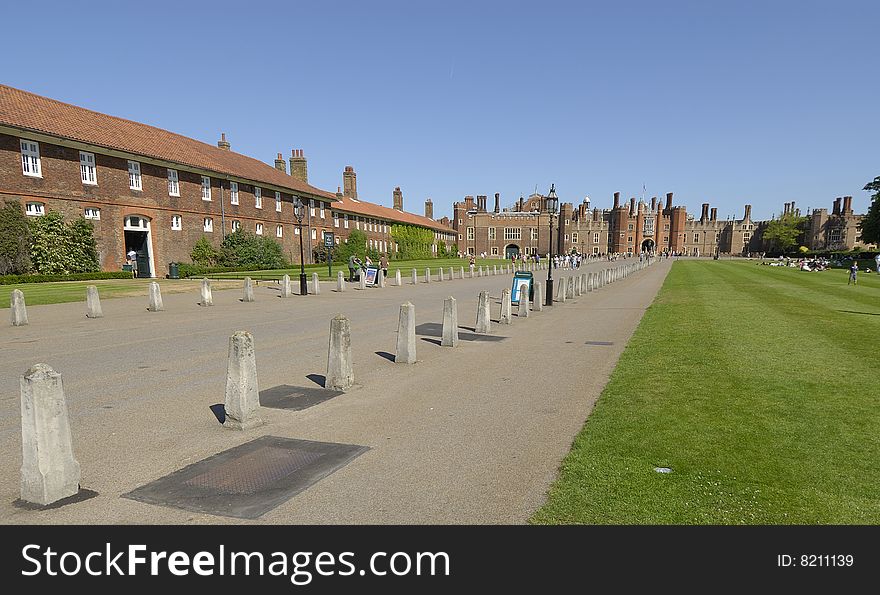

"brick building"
[0,85,453,277]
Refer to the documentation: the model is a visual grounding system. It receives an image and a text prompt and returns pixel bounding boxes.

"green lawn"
[531,260,880,524]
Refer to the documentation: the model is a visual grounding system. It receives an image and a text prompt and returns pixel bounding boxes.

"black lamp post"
[293,197,308,296]
[545,184,558,306]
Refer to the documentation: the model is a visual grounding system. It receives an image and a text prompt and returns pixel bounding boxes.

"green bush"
[390,224,433,259]
[28,210,100,274]
[218,230,286,269]
[0,271,132,285]
[0,200,31,275]
[191,236,218,266]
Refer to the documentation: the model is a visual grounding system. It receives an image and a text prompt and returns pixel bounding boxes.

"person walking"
[380,253,389,278]
[848,261,858,285]
[348,254,361,282]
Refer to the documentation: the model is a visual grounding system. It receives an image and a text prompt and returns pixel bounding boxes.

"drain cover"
[654,467,673,474]
[123,436,368,519]
[260,385,343,411]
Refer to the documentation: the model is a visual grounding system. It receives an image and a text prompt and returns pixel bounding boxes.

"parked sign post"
[324,232,334,278]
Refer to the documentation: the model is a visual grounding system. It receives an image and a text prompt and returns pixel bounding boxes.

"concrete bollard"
[395,302,417,364]
[425,267,431,284]
[439,268,444,282]
[395,269,402,286]
[518,289,530,318]
[223,331,264,430]
[441,296,459,347]
[534,281,544,312]
[507,264,512,274]
[242,277,255,302]
[379,268,386,287]
[558,277,567,303]
[500,288,513,324]
[281,274,292,298]
[337,271,345,292]
[359,273,367,290]
[200,278,214,306]
[459,266,465,279]
[448,267,454,281]
[312,272,321,295]
[412,268,418,285]
[20,364,82,506]
[326,314,354,391]
[475,290,492,334]
[574,275,581,296]
[85,285,103,318]
[148,282,164,311]
[478,266,483,277]
[493,265,497,275]
[587,272,593,292]
[11,289,28,326]
[568,275,575,297]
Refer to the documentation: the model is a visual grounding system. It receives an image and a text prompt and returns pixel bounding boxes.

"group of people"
[347,253,389,282]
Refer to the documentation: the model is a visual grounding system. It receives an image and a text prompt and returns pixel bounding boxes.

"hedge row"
[0,271,134,285]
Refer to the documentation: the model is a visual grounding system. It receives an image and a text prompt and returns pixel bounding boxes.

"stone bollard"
[395,302,417,364]
[507,264,512,274]
[85,285,103,318]
[242,277,255,302]
[359,273,367,290]
[395,269,402,286]
[281,274,292,298]
[534,281,544,312]
[573,275,581,296]
[568,275,575,297]
[425,267,431,284]
[441,296,459,347]
[587,273,593,292]
[448,267,454,281]
[475,290,492,334]
[20,364,81,506]
[337,270,345,292]
[558,277,567,303]
[200,278,213,306]
[493,265,497,275]
[11,289,28,326]
[223,331,264,430]
[412,269,418,285]
[378,269,386,287]
[148,282,164,311]
[312,272,321,295]
[500,288,513,324]
[326,314,353,391]
[459,266,465,279]
[439,268,444,282]
[518,289,530,318]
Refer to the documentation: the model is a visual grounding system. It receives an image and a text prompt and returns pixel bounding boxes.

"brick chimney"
[217,133,230,151]
[494,192,500,213]
[289,149,308,183]
[666,192,673,211]
[843,196,853,215]
[630,197,636,215]
[393,187,404,211]
[477,195,487,212]
[833,197,841,215]
[651,196,657,211]
[336,186,343,200]
[743,204,752,221]
[710,207,717,221]
[701,203,709,222]
[274,152,287,173]
[342,166,357,199]
[464,195,475,210]
[425,198,433,219]
[613,192,620,209]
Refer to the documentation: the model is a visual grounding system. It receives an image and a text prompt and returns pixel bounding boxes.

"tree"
[762,213,807,254]
[27,210,100,274]
[336,229,367,263]
[858,176,880,245]
[0,200,31,275]
[191,236,218,266]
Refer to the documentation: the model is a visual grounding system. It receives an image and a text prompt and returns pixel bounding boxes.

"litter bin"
[511,271,534,304]
[168,262,179,279]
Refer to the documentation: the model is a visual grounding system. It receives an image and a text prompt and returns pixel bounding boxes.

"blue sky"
[3,0,878,221]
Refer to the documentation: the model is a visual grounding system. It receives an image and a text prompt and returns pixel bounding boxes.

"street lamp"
[293,197,308,296]
[545,184,558,306]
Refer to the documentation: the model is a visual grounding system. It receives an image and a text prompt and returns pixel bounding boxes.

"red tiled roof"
[332,194,454,233]
[0,84,336,200]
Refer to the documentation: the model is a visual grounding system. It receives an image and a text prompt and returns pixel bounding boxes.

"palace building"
[0,85,454,277]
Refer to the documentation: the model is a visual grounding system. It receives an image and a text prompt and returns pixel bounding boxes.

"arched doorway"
[505,244,520,259]
[124,215,155,278]
[641,238,655,253]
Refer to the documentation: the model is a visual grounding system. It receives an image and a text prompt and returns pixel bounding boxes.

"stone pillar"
[448,267,454,281]
[223,331,264,430]
[312,272,321,295]
[326,314,353,391]
[518,290,530,318]
[337,271,345,292]
[19,364,81,505]
[493,265,497,275]
[378,268,386,287]
[359,273,367,290]
[395,269,402,286]
[84,285,103,318]
[11,289,28,326]
[534,281,544,312]
[500,288,513,324]
[412,268,418,285]
[459,266,465,280]
[242,277,255,302]
[200,278,213,306]
[475,290,492,334]
[507,264,512,274]
[425,267,431,283]
[557,277,567,303]
[438,268,444,282]
[148,282,164,311]
[395,302,417,364]
[568,275,575,297]
[281,274,292,298]
[441,296,459,347]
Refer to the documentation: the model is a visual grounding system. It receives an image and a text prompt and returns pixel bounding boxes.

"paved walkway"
[0,259,672,524]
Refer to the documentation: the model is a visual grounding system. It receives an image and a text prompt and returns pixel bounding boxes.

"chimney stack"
[710,207,717,221]
[518,195,524,212]
[289,149,308,183]
[613,192,620,209]
[494,192,500,213]
[393,187,404,211]
[477,195,487,212]
[342,166,357,199]
[336,186,343,200]
[651,196,657,211]
[274,152,287,173]
[701,203,710,222]
[217,132,231,151]
[425,198,433,219]
[843,196,853,214]
[666,192,673,211]
[744,204,752,221]
[833,197,841,215]
[630,197,636,215]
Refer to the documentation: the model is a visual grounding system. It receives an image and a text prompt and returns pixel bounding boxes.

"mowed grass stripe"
[532,260,880,524]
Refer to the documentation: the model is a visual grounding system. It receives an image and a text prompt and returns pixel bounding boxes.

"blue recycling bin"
[511,271,534,304]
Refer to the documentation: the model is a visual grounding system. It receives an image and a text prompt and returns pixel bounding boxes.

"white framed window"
[256,223,263,235]
[167,169,179,196]
[311,228,317,240]
[344,214,349,229]
[309,199,315,217]
[743,232,752,241]
[275,191,282,212]
[203,217,213,232]
[295,226,300,235]
[572,232,578,243]
[504,227,522,241]
[79,151,97,185]
[84,207,100,220]
[565,234,570,241]
[531,228,538,241]
[201,176,211,201]
[458,218,462,225]
[467,227,474,240]
[254,186,262,208]
[20,140,42,177]
[335,237,340,245]
[276,225,283,238]
[594,232,600,243]
[25,202,45,216]
[320,205,325,219]
[488,227,496,240]
[694,233,700,243]
[230,181,239,205]
[333,212,339,228]
[128,161,142,190]
[491,247,499,255]
[232,220,241,232]
[171,215,182,230]
[593,246,599,254]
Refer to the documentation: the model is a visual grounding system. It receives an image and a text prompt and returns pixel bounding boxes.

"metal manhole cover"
[260,385,343,411]
[123,436,369,519]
